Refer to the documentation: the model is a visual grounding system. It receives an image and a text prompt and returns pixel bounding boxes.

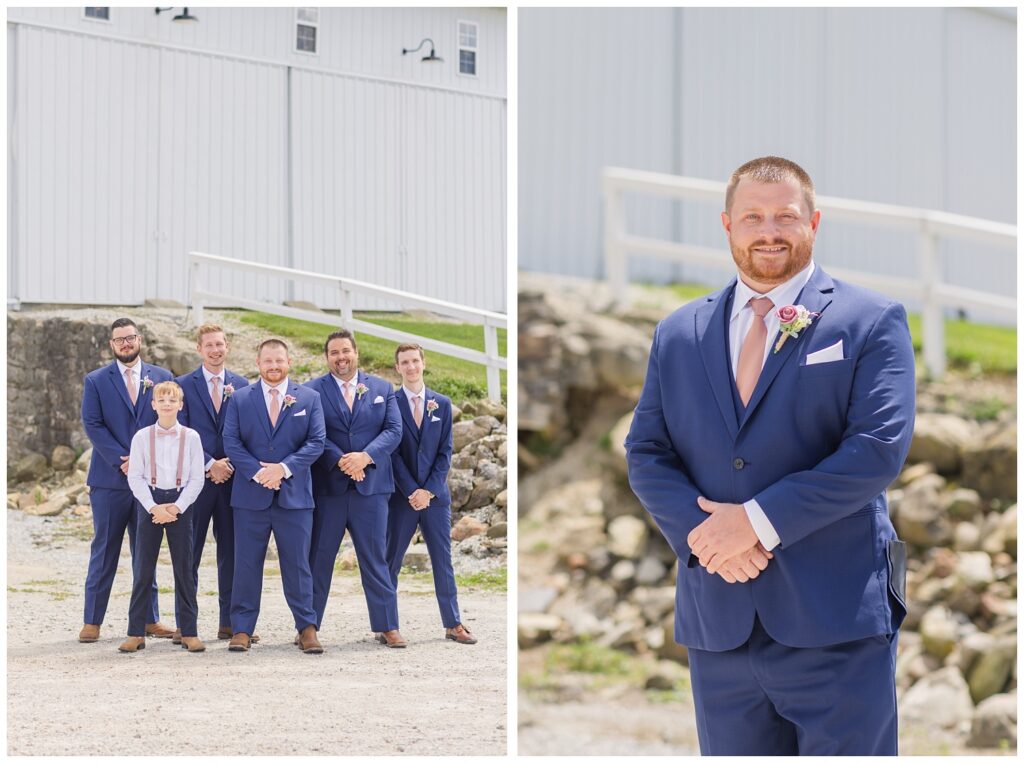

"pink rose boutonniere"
[222,384,235,398]
[774,305,819,353]
[355,383,369,399]
[141,375,154,393]
[426,399,439,415]
[283,394,297,408]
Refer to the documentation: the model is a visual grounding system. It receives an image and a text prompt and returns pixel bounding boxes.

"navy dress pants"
[84,487,159,625]
[127,489,197,637]
[386,499,461,628]
[310,491,399,633]
[687,615,899,755]
[185,479,235,628]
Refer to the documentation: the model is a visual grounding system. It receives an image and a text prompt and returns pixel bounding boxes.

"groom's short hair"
[324,330,358,355]
[394,343,424,362]
[110,317,138,335]
[725,156,816,216]
[257,338,289,356]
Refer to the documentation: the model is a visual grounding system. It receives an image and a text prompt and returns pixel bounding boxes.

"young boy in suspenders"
[121,381,206,653]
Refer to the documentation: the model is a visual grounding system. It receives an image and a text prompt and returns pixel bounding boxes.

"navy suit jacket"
[307,371,402,497]
[176,366,251,464]
[222,380,326,510]
[625,267,915,651]
[82,360,174,490]
[391,387,453,506]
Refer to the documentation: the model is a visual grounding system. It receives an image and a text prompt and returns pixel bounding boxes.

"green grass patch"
[237,310,506,403]
[544,639,634,677]
[157,586,175,594]
[456,567,507,592]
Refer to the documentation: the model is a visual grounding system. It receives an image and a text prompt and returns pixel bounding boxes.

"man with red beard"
[626,156,915,754]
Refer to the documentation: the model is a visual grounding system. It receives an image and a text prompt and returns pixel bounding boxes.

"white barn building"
[519,7,1015,322]
[7,6,507,312]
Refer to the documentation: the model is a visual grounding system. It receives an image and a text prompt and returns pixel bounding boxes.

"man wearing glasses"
[78,318,175,643]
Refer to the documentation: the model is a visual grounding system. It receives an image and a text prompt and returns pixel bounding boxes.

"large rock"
[961,422,1017,500]
[10,452,49,483]
[518,613,566,647]
[956,551,995,591]
[50,445,77,472]
[895,473,952,547]
[608,412,633,475]
[75,448,92,472]
[900,666,974,729]
[644,659,689,691]
[953,521,982,552]
[473,397,506,422]
[968,636,1016,704]
[451,516,487,542]
[942,488,984,521]
[907,413,977,473]
[968,693,1017,749]
[607,515,648,560]
[452,420,491,453]
[999,504,1017,557]
[635,555,668,586]
[919,605,961,659]
[447,469,475,509]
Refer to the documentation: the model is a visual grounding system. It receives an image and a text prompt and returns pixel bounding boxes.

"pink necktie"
[211,376,222,414]
[736,297,774,406]
[343,382,354,411]
[412,396,422,427]
[124,368,137,405]
[268,388,280,427]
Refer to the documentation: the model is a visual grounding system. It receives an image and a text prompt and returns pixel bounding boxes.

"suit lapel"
[397,390,420,442]
[348,371,366,424]
[270,382,298,437]
[193,368,218,425]
[740,268,836,427]
[108,362,136,415]
[696,283,740,441]
[133,363,153,421]
[249,382,274,441]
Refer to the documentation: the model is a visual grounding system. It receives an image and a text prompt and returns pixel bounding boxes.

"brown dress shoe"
[145,621,174,639]
[79,624,101,643]
[228,632,251,652]
[380,629,407,648]
[172,628,182,645]
[298,625,323,654]
[217,626,233,640]
[118,636,146,653]
[374,632,386,645]
[446,624,478,645]
[181,636,206,653]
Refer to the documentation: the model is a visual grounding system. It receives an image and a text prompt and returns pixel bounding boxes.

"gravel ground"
[7,509,507,756]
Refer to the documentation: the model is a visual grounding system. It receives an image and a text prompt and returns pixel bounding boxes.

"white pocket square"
[294,409,307,417]
[805,339,844,365]
[373,395,384,404]
[430,415,440,423]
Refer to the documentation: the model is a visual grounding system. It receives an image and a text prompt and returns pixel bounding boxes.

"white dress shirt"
[402,384,426,417]
[728,261,815,552]
[116,359,143,398]
[127,422,205,513]
[201,365,225,470]
[257,378,293,480]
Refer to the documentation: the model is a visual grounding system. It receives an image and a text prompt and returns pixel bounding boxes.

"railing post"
[338,284,353,329]
[189,256,204,327]
[603,174,628,310]
[483,319,501,403]
[919,224,946,379]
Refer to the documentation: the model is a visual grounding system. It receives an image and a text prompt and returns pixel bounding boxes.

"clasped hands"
[150,503,181,524]
[686,497,774,584]
[408,488,432,511]
[206,458,234,484]
[254,462,286,490]
[338,452,371,482]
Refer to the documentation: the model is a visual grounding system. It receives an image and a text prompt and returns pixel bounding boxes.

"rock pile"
[518,276,1016,750]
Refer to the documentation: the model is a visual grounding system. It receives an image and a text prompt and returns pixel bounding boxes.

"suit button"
[269,446,274,452]
[733,458,745,470]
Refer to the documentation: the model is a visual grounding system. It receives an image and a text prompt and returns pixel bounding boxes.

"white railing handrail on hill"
[187,252,507,401]
[602,167,1017,378]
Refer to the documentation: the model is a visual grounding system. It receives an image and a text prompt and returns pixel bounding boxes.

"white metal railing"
[187,252,507,401]
[603,167,1017,378]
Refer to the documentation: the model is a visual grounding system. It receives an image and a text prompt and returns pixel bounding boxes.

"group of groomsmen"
[78,318,479,653]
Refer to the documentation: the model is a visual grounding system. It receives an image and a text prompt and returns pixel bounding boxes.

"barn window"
[296,8,319,55]
[458,20,477,77]
[83,7,110,22]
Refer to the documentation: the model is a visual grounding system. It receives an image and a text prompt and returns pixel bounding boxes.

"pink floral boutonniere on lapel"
[426,399,439,415]
[282,394,297,408]
[222,383,235,399]
[774,305,819,353]
[141,375,154,393]
[355,383,369,399]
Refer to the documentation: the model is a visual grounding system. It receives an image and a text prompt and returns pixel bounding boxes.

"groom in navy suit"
[79,318,174,642]
[307,331,404,646]
[176,324,250,641]
[626,156,915,755]
[221,338,326,653]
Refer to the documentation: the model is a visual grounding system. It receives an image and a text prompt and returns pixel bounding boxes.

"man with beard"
[306,331,403,646]
[175,324,250,642]
[626,156,915,754]
[79,318,174,642]
[221,338,326,653]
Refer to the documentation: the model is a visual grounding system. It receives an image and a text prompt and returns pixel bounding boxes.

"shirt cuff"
[204,458,215,471]
[281,462,292,480]
[743,499,781,551]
